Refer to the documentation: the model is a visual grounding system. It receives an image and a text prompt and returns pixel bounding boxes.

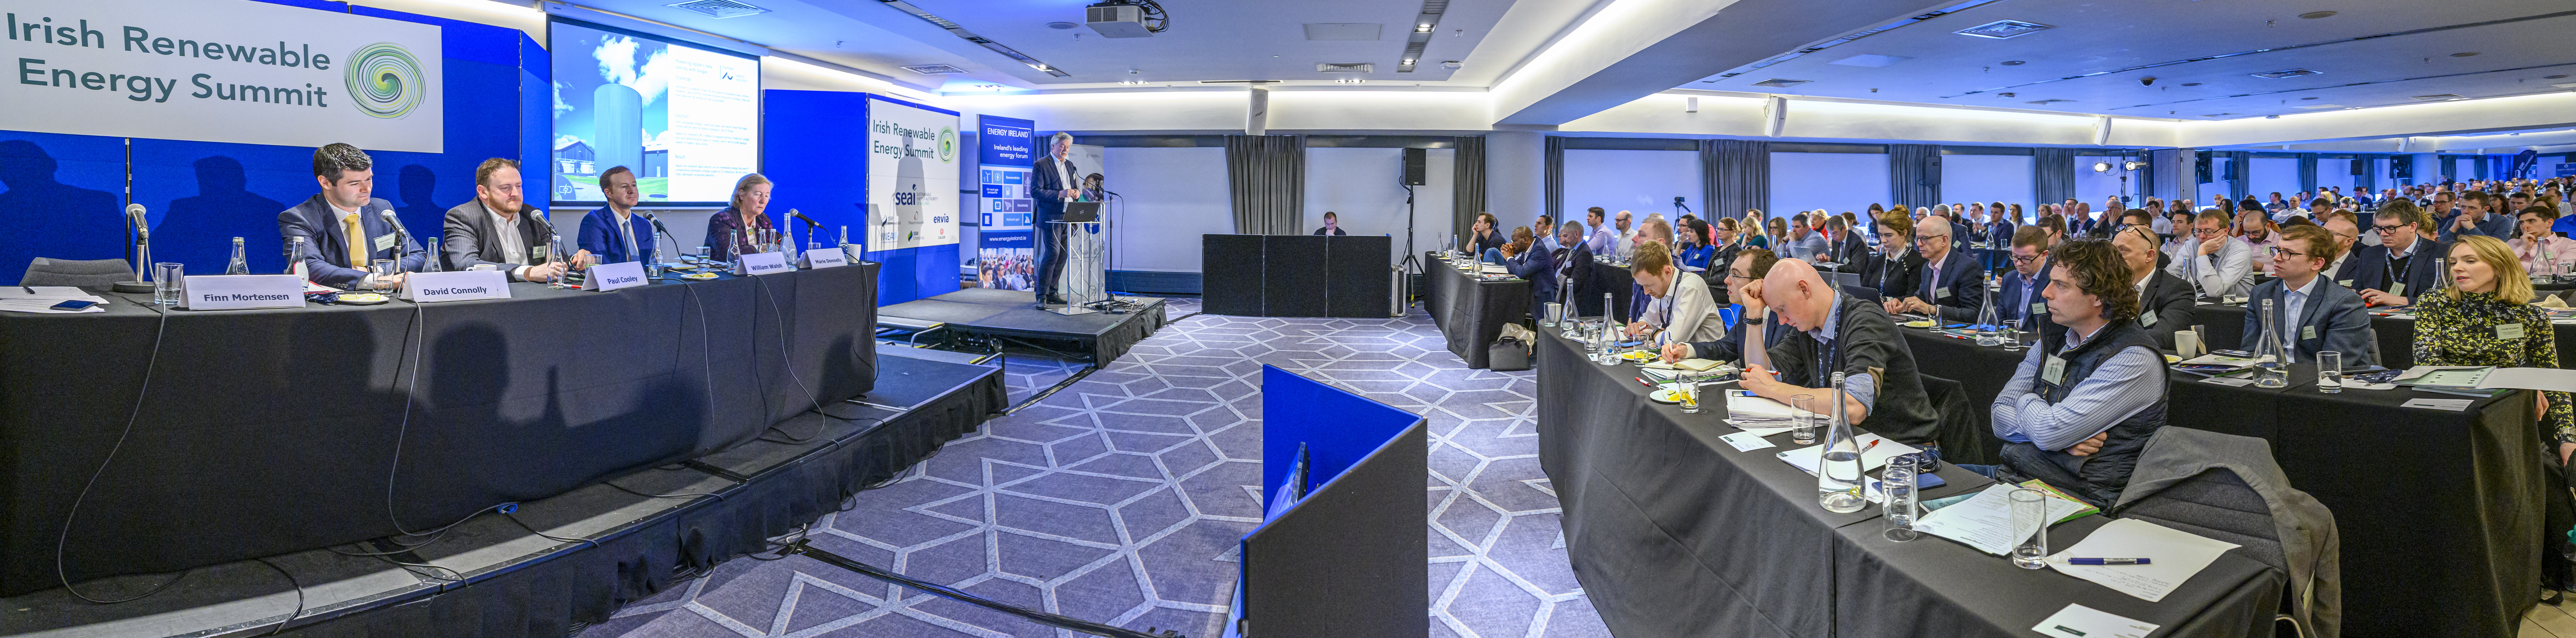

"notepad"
[2048,518,2242,602]
[1911,483,2092,556]
[2033,604,2158,638]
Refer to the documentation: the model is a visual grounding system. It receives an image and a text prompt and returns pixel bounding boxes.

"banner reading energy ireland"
[1,0,444,152]
[975,115,1034,290]
[866,94,959,251]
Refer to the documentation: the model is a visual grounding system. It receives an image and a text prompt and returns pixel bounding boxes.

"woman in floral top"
[2412,235,2576,460]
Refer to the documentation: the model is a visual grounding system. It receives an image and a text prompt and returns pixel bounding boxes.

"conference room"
[3,0,2575,637]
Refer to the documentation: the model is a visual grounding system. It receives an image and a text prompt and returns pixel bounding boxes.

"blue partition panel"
[1258,364,1422,507]
[0,132,129,282]
[763,90,959,306]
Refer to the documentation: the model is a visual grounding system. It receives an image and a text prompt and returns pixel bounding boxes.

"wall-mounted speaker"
[2195,156,2212,184]
[2351,159,2367,176]
[1918,156,1942,187]
[2221,159,2241,181]
[1402,148,1428,186]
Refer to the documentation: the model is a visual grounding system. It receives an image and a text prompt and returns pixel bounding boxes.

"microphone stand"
[114,206,155,293]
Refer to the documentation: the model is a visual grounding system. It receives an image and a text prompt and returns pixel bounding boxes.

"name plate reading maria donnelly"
[401,270,511,303]
[585,261,649,291]
[736,252,792,276]
[801,248,848,269]
[179,275,306,310]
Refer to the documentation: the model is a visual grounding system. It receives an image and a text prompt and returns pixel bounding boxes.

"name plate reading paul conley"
[585,261,649,291]
[179,275,306,310]
[401,270,512,303]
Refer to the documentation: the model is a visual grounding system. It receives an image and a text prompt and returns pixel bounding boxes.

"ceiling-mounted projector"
[1085,0,1167,38]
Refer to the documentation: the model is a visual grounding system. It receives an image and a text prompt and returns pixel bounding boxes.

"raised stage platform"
[876,288,1169,364]
[0,351,1004,638]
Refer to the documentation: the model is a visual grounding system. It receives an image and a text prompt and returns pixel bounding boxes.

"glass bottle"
[2253,298,2289,388]
[421,237,443,272]
[224,237,249,275]
[1819,371,1867,513]
[283,236,307,277]
[546,233,571,289]
[1974,270,2003,346]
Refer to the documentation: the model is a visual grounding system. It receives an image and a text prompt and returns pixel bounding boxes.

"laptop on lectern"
[1061,202,1101,222]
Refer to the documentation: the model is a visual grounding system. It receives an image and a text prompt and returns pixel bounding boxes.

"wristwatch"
[1740,316,1764,326]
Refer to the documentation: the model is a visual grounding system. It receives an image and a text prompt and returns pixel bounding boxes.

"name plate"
[801,249,848,269]
[400,270,511,303]
[736,252,792,276]
[179,275,305,310]
[585,261,649,291]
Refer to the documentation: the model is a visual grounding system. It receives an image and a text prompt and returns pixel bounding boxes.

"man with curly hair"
[1965,239,2169,507]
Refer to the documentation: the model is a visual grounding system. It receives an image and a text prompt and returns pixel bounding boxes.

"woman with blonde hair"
[1740,210,1771,250]
[2413,235,2575,461]
[706,173,775,261]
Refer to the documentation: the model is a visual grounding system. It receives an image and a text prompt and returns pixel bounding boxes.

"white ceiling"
[1681,0,2576,120]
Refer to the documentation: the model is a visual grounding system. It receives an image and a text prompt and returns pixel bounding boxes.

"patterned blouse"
[2412,290,2575,442]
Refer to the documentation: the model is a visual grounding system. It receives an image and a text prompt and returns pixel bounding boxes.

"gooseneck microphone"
[789,208,823,229]
[115,204,156,292]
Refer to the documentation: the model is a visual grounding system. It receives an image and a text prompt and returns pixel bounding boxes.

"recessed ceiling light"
[2549,75,2572,79]
[2026,98,2075,105]
[2452,52,2481,57]
[1046,21,1077,29]
[1751,78,1813,88]
[2000,60,2026,66]
[2298,11,2337,19]
[2251,68,2323,79]
[2301,96,2318,100]
[1829,54,1911,68]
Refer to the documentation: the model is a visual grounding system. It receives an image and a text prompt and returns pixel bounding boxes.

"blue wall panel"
[0,133,129,281]
[762,89,959,306]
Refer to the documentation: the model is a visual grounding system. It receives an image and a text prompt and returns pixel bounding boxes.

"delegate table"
[1420,253,1532,369]
[1536,331,2283,638]
[0,263,882,596]
[1901,323,2548,638]
[2186,300,2576,371]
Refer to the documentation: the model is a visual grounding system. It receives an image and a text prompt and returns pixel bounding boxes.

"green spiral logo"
[938,126,957,163]
[344,43,425,119]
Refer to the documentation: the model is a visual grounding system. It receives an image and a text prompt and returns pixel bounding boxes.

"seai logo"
[343,42,423,119]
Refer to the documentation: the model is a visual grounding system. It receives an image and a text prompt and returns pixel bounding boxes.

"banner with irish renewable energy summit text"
[2,0,444,152]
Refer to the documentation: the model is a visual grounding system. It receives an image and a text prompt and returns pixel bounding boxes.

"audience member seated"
[2349,201,2442,307]
[1886,213,1984,323]
[2113,226,2197,350]
[1313,210,1349,236]
[2442,191,2515,243]
[1501,226,1555,323]
[2242,225,2372,364]
[2167,208,2255,300]
[1966,239,2168,507]
[1664,249,1786,366]
[2320,216,2362,286]
[1742,259,1944,448]
[1862,211,1927,299]
[1471,212,1507,263]
[1998,226,2054,327]
[1676,217,1717,271]
[2411,235,2575,462]
[1623,242,1726,344]
[2236,210,2282,275]
[1824,215,1868,265]
[2512,205,2576,276]
[1786,212,1829,261]
[1555,222,1603,315]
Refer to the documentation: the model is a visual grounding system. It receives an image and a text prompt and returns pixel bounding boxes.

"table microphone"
[115,204,156,293]
[789,209,823,229]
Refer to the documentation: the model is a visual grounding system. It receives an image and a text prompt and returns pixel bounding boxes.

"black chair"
[19,258,132,288]
[1916,373,1994,466]
[2114,428,2340,638]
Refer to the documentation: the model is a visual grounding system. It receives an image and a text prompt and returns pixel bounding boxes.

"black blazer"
[2345,236,2445,303]
[1913,250,1987,322]
[1031,154,1077,220]
[1862,250,1926,300]
[2136,269,2198,349]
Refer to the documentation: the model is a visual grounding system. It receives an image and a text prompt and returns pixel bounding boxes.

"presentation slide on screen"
[548,19,758,205]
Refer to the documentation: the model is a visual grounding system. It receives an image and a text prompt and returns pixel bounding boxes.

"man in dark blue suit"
[577,166,657,265]
[2347,203,2444,307]
[2243,225,2374,364]
[1995,226,2053,327]
[276,143,426,290]
[1888,214,1985,323]
[1502,226,1555,323]
[1029,132,1079,307]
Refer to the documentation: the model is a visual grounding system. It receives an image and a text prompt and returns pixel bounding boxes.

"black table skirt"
[1537,332,2277,638]
[2187,302,2576,371]
[1421,257,1530,369]
[1903,326,2548,638]
[0,264,880,595]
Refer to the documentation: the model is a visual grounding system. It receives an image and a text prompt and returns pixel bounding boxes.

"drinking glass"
[1790,394,1818,444]
[2010,487,2050,569]
[2318,351,2344,393]
[1541,302,1562,327]
[152,263,183,305]
[1678,374,1703,414]
[371,259,397,290]
[1882,455,1920,541]
[2000,319,2025,351]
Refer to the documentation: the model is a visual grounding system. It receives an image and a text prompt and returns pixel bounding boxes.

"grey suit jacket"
[2242,276,2375,366]
[442,200,556,281]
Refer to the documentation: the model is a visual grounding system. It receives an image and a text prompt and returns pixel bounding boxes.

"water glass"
[2318,351,2344,393]
[2000,319,2025,351]
[151,263,183,305]
[1678,374,1703,414]
[1882,455,1921,542]
[1790,394,1818,444]
[371,259,397,290]
[1541,302,1562,327]
[2010,487,2050,569]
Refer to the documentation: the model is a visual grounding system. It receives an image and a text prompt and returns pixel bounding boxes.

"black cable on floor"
[253,557,303,636]
[58,308,181,604]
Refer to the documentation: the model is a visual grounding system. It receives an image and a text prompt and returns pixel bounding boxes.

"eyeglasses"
[1725,271,1755,281]
[2370,224,2411,234]
[2009,254,2043,264]
[1916,234,1949,242]
[2191,228,2223,238]
[2266,247,2315,260]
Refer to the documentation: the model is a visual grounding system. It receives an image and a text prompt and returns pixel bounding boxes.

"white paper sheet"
[1719,431,1776,452]
[2479,367,2576,393]
[2032,604,2159,638]
[2047,518,2242,602]
[2400,398,2474,411]
[1776,434,1920,476]
[1911,484,2089,556]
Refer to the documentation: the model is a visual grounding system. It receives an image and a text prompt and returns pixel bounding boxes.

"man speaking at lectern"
[1030,131,1079,308]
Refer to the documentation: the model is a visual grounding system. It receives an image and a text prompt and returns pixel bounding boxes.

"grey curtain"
[1888,144,1941,210]
[2297,153,2318,195]
[1700,139,1770,218]
[2034,147,2078,209]
[2226,151,2252,200]
[1226,135,1306,235]
[1453,136,1486,237]
[1543,136,1565,222]
[2357,157,2375,193]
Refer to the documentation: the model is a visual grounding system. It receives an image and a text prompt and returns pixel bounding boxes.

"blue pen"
[2068,558,2150,565]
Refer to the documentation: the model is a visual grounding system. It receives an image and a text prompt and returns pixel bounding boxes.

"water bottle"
[546,233,571,289]
[1883,454,1921,541]
[1818,372,1867,513]
[224,237,249,275]
[421,237,443,272]
[2254,298,2289,388]
[1974,270,2003,346]
[283,236,307,277]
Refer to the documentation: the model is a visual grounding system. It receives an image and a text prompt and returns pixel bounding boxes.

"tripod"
[1398,179,1422,317]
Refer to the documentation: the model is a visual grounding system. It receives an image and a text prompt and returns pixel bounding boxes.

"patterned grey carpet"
[581,297,1609,638]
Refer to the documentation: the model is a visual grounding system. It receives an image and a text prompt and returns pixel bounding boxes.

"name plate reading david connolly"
[401,270,511,303]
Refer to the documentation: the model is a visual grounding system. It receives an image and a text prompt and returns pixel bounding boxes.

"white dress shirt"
[2167,235,2254,299]
[1642,272,1727,343]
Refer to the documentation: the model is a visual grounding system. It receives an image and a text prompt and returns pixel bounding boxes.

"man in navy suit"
[2348,203,2444,307]
[1029,132,1079,307]
[1996,226,2053,327]
[2320,216,2363,287]
[578,166,657,265]
[2243,225,2374,364]
[1887,213,1986,323]
[2115,226,2198,349]
[1503,226,1555,323]
[277,143,426,290]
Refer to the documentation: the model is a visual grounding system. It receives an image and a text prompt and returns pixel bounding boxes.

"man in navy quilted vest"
[1962,238,2170,507]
